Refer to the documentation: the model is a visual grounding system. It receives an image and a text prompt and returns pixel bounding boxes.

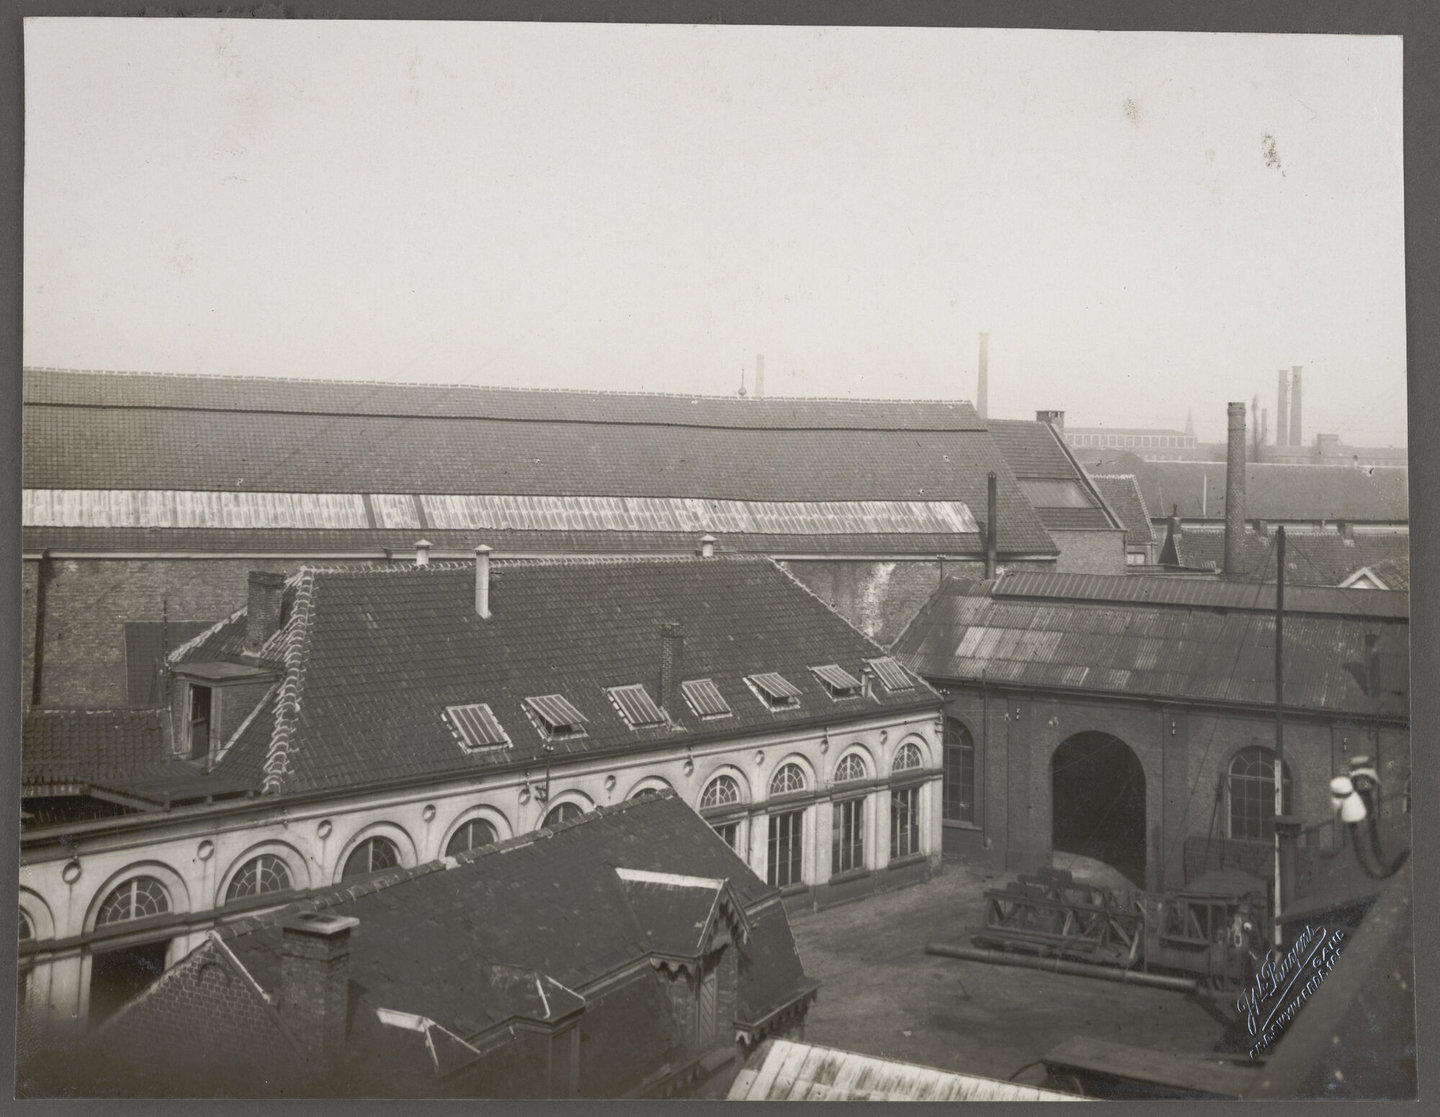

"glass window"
[1228,747,1293,841]
[943,718,976,824]
[832,798,865,874]
[445,818,498,857]
[770,762,808,797]
[892,743,923,772]
[834,753,868,783]
[543,801,584,827]
[701,774,742,810]
[712,820,741,853]
[188,684,212,761]
[96,877,172,926]
[767,810,804,887]
[628,782,670,800]
[891,786,921,859]
[225,854,293,902]
[341,836,401,881]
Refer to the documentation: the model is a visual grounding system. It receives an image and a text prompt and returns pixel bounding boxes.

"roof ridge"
[261,569,316,795]
[296,554,765,578]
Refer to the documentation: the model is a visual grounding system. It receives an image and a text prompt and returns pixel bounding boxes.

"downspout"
[985,472,998,579]
[30,549,52,708]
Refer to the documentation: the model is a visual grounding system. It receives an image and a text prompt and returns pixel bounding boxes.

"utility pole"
[1273,525,1285,949]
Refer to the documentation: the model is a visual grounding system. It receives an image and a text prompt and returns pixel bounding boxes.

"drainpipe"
[30,549,52,708]
[985,472,998,579]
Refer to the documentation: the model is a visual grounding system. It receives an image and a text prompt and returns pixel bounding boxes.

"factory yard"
[788,856,1226,1088]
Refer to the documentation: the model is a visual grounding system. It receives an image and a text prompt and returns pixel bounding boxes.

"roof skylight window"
[445,703,511,751]
[681,678,732,719]
[810,664,863,699]
[607,684,667,729]
[746,672,802,711]
[865,656,915,692]
[523,694,589,741]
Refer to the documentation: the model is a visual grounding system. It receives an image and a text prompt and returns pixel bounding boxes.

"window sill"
[777,882,809,897]
[886,852,926,870]
[828,867,869,885]
[943,820,982,831]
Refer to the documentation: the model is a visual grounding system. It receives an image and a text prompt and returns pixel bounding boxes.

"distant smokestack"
[475,545,493,619]
[1290,365,1303,448]
[1251,395,1261,457]
[985,471,998,579]
[1261,408,1269,452]
[754,354,765,399]
[1224,403,1247,577]
[977,333,989,421]
[1277,370,1290,446]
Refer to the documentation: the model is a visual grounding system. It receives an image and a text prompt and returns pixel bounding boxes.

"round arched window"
[19,910,33,942]
[629,780,672,800]
[225,854,294,902]
[543,802,584,827]
[835,753,868,782]
[341,836,402,881]
[1228,747,1293,842]
[892,743,923,772]
[96,876,171,926]
[770,763,808,796]
[701,774,743,810]
[446,818,498,857]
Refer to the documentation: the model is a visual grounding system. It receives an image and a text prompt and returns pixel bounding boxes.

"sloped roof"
[1170,526,1411,586]
[892,577,1408,718]
[1131,460,1408,522]
[1364,555,1411,591]
[1090,475,1156,547]
[988,419,1116,533]
[173,555,939,798]
[22,709,168,784]
[23,369,1056,555]
[222,793,813,1045]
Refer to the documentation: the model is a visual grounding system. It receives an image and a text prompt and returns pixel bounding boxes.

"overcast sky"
[23,20,1406,446]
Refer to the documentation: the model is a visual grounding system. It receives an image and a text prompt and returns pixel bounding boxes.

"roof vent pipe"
[984,471,998,579]
[415,539,432,567]
[1223,402,1247,577]
[475,545,493,619]
[699,534,716,559]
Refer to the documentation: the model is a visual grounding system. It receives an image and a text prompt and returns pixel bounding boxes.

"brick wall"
[1049,529,1127,575]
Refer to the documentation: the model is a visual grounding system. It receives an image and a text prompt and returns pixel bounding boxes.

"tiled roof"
[1365,555,1411,591]
[221,793,812,1046]
[22,369,1055,554]
[892,577,1408,717]
[1090,474,1156,547]
[1171,526,1411,586]
[173,556,940,798]
[1131,460,1408,522]
[988,419,1115,532]
[21,709,168,784]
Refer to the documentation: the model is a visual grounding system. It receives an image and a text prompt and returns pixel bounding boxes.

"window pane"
[226,854,293,901]
[943,719,976,824]
[890,787,920,859]
[97,877,171,925]
[342,837,400,881]
[767,810,803,887]
[446,819,498,857]
[831,799,864,874]
[1228,748,1292,842]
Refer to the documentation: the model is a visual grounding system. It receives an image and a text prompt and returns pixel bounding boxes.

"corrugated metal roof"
[680,678,731,718]
[728,1039,1086,1102]
[607,684,667,728]
[993,570,1409,620]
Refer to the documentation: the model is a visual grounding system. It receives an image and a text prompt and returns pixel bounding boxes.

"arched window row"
[96,876,172,926]
[770,762,808,796]
[701,774,743,810]
[834,752,869,783]
[225,854,293,902]
[341,836,402,881]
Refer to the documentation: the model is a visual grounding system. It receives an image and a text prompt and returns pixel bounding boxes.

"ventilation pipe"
[1290,365,1303,448]
[414,539,431,567]
[475,544,493,619]
[1276,370,1290,447]
[1223,402,1247,577]
[984,471,998,579]
[977,333,989,421]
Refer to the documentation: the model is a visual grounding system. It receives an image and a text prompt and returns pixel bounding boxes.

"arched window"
[701,774,743,810]
[1228,748,1293,842]
[628,779,672,800]
[543,801,584,827]
[96,877,171,926]
[892,743,923,773]
[341,836,401,881]
[943,717,976,825]
[225,855,293,902]
[770,762,808,797]
[835,753,868,783]
[446,818,498,857]
[19,911,33,942]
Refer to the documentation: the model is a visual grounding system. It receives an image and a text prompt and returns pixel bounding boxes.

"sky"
[23,20,1407,446]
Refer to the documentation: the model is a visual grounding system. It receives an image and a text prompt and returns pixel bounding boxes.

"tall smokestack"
[977,333,989,421]
[1289,365,1302,448]
[754,354,765,399]
[1276,370,1290,446]
[1224,403,1247,577]
[1261,408,1269,455]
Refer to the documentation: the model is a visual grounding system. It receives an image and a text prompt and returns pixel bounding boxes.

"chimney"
[1276,370,1290,446]
[861,664,874,700]
[698,533,716,559]
[977,332,989,421]
[280,912,359,1064]
[1289,365,1303,448]
[1036,409,1065,433]
[1223,402,1247,577]
[659,622,683,715]
[474,545,493,619]
[984,471,998,579]
[1260,407,1269,453]
[414,539,431,567]
[754,354,765,399]
[245,571,286,654]
[1251,394,1261,458]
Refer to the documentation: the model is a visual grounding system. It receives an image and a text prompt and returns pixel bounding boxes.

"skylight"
[445,703,511,751]
[607,684,667,729]
[523,694,589,740]
[811,664,863,699]
[746,672,802,710]
[865,656,915,692]
[681,678,732,719]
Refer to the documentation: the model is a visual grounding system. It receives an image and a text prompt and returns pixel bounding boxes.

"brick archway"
[1051,731,1146,887]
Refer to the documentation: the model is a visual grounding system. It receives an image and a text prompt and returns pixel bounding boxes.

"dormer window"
[606,684,667,729]
[172,661,278,764]
[810,664,862,700]
[746,672,802,711]
[445,703,511,752]
[865,656,915,692]
[523,694,588,742]
[187,685,212,761]
[681,678,732,719]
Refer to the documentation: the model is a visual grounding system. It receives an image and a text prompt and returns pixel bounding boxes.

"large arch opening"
[1051,732,1146,887]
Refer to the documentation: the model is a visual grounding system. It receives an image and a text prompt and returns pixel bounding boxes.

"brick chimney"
[280,912,359,1065]
[659,622,684,716]
[985,471,998,579]
[1035,409,1065,432]
[1223,402,1247,577]
[698,533,716,559]
[475,545,493,619]
[245,571,286,654]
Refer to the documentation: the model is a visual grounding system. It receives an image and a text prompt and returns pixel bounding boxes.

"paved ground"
[788,856,1226,1087]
